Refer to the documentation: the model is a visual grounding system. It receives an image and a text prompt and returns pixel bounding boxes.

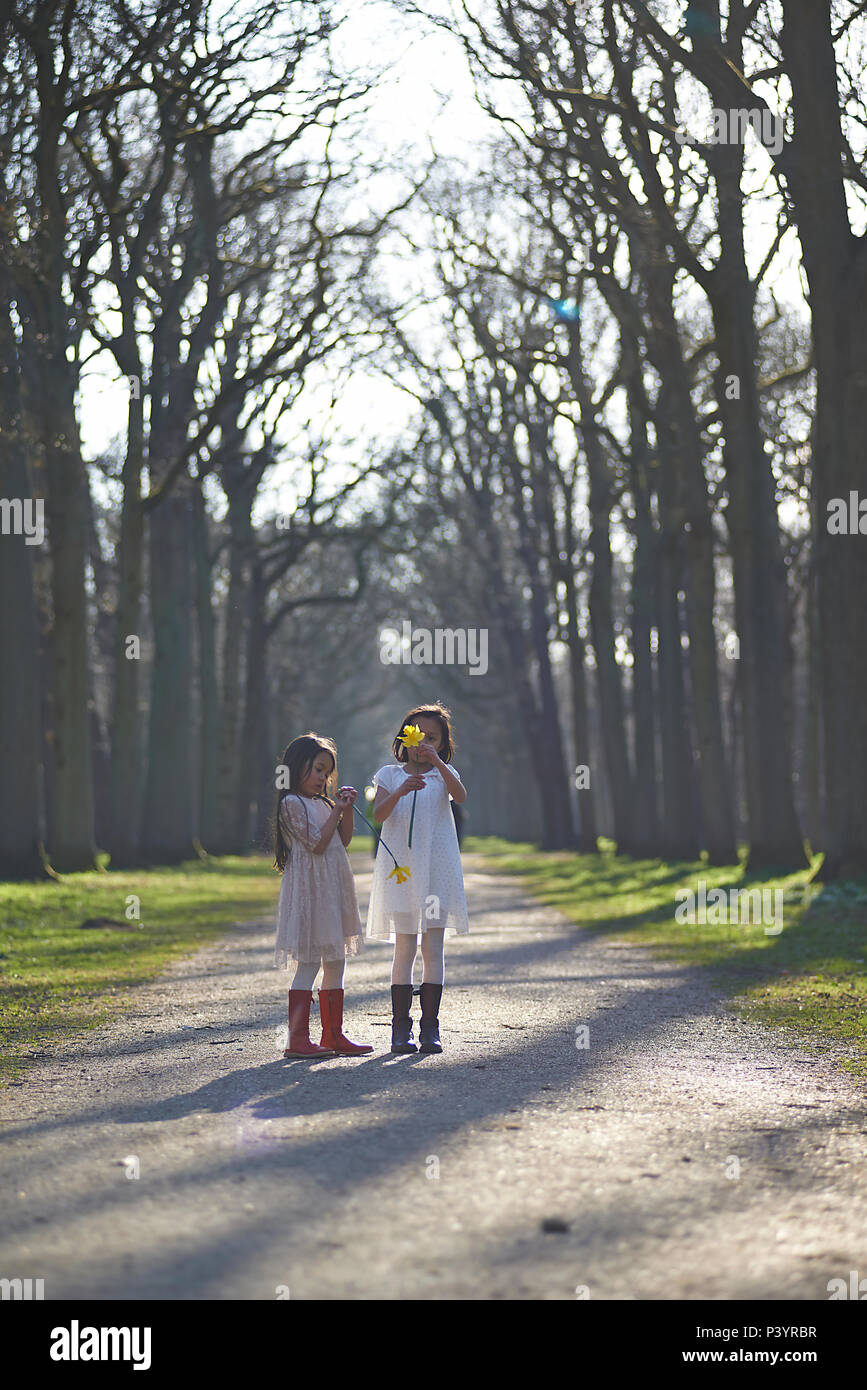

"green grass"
[463,837,867,1079]
[0,856,279,1088]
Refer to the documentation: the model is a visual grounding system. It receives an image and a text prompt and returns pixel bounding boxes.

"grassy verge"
[462,836,867,1078]
[0,857,279,1088]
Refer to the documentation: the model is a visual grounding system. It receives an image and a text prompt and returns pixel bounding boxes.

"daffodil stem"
[408,790,417,848]
[350,804,400,868]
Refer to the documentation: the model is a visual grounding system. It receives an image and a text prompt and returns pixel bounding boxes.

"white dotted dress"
[274,794,364,968]
[365,763,469,941]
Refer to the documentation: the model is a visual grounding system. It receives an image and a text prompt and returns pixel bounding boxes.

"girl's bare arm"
[312,802,344,855]
[438,763,467,804]
[416,746,467,803]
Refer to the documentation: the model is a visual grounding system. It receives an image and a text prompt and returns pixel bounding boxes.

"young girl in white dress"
[274,733,372,1058]
[366,703,468,1054]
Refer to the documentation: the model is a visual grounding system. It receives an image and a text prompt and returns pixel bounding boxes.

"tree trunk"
[0,297,44,877]
[587,500,635,853]
[108,367,145,864]
[139,479,195,863]
[711,143,805,867]
[239,556,271,852]
[804,536,823,855]
[213,480,252,853]
[562,549,598,851]
[626,376,661,857]
[40,368,96,871]
[629,521,661,857]
[83,471,115,852]
[192,481,220,850]
[781,0,867,877]
[656,532,701,859]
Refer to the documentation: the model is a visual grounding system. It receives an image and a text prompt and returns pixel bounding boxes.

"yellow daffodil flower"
[388,864,412,883]
[399,724,425,748]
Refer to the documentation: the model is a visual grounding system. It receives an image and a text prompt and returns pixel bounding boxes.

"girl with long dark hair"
[274,733,371,1058]
[366,703,468,1054]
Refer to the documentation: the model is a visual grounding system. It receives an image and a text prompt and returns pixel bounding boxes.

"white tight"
[390,929,445,986]
[291,958,346,991]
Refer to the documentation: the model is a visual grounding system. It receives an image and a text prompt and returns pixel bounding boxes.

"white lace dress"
[365,763,469,941]
[274,794,364,968]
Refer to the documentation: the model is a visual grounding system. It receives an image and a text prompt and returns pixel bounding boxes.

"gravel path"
[1,854,865,1300]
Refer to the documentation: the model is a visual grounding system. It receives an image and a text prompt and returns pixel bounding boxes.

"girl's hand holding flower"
[401,773,426,794]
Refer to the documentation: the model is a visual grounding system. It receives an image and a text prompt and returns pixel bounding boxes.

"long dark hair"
[273,733,337,871]
[391,702,455,764]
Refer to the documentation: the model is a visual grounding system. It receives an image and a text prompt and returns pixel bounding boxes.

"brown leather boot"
[284,990,335,1058]
[318,989,373,1055]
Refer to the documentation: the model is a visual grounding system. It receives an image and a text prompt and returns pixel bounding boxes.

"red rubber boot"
[319,989,373,1055]
[284,990,335,1058]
